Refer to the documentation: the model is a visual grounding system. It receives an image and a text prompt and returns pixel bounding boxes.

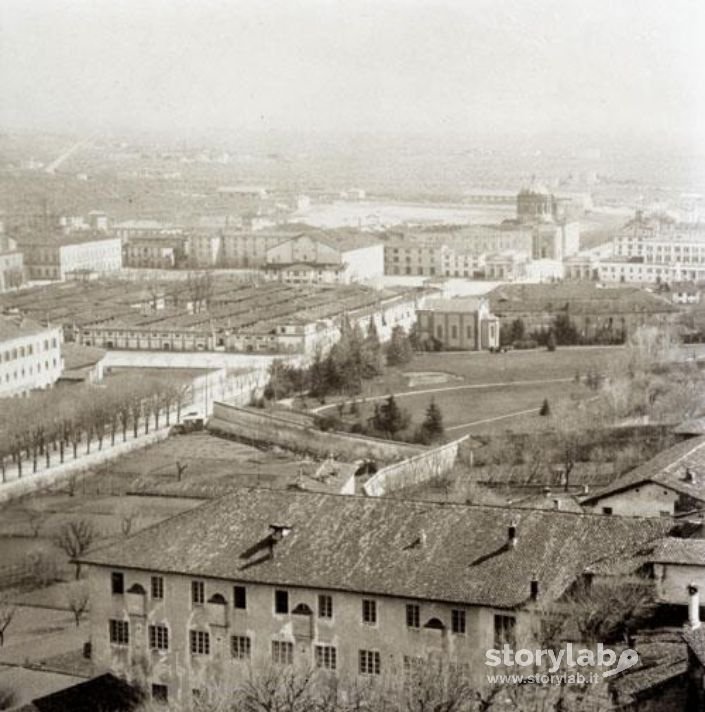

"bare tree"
[118,502,140,537]
[53,519,96,579]
[0,597,16,647]
[20,502,44,537]
[66,581,89,627]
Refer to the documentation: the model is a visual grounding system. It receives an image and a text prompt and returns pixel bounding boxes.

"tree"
[20,502,44,537]
[361,316,384,377]
[0,597,16,647]
[417,398,445,444]
[552,314,579,345]
[53,519,96,579]
[371,395,410,437]
[539,398,551,416]
[118,502,139,537]
[546,330,557,352]
[66,582,89,628]
[386,326,414,366]
[510,318,526,343]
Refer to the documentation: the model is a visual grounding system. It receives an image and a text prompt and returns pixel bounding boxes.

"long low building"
[81,487,672,706]
[488,283,678,341]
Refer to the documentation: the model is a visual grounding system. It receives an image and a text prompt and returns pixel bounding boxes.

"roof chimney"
[688,583,701,629]
[507,521,518,549]
[530,576,539,601]
[685,468,696,484]
[582,484,589,495]
[553,498,561,510]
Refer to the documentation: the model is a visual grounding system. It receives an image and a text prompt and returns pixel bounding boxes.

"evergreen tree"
[372,395,410,436]
[362,317,384,377]
[539,398,551,416]
[547,330,557,352]
[386,326,414,366]
[418,398,445,443]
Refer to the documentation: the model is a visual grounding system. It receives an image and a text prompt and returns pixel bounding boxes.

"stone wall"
[363,437,468,496]
[208,402,423,463]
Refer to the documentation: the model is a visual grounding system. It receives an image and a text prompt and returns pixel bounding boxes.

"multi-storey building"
[81,488,671,708]
[0,235,25,292]
[264,232,384,284]
[220,230,300,268]
[186,232,224,268]
[17,233,123,281]
[601,212,705,284]
[0,315,63,397]
[416,297,499,350]
[124,236,187,269]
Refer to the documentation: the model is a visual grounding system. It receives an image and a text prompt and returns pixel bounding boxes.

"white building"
[0,315,64,398]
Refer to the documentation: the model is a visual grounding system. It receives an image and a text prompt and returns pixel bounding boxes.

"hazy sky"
[1,0,704,146]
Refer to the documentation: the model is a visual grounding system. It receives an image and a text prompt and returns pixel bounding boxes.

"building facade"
[0,315,64,397]
[82,488,669,708]
[19,235,123,281]
[416,297,500,350]
[124,236,188,269]
[0,235,25,292]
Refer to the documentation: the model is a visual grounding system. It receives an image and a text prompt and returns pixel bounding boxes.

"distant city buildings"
[0,314,63,397]
[16,233,122,281]
[0,234,25,292]
[263,232,384,284]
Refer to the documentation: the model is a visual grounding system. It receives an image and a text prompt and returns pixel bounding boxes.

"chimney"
[553,498,561,510]
[582,484,589,495]
[507,521,518,549]
[685,468,696,484]
[530,576,539,601]
[542,486,551,498]
[688,583,701,629]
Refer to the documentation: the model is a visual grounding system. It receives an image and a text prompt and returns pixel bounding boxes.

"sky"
[1,0,704,148]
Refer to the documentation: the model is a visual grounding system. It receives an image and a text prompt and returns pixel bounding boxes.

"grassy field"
[320,346,615,435]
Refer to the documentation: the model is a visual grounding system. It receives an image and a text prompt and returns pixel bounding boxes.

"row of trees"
[0,375,192,481]
[500,315,626,349]
[263,321,415,404]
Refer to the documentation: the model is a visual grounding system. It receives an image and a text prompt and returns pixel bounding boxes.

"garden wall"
[208,402,423,463]
[363,436,468,496]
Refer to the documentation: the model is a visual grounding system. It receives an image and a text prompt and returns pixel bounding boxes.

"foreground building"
[0,314,63,397]
[82,488,672,708]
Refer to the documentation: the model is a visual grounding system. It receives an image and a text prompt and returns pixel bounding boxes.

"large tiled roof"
[650,537,705,566]
[582,436,705,505]
[0,314,53,341]
[419,297,485,313]
[683,625,705,667]
[488,284,677,315]
[82,488,672,609]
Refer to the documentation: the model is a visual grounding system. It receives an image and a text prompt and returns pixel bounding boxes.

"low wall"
[363,436,468,496]
[208,402,423,463]
[0,429,170,505]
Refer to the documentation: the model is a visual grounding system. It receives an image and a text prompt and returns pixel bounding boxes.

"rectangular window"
[190,630,210,655]
[318,594,333,619]
[231,635,251,660]
[359,649,381,675]
[151,684,168,704]
[362,599,377,625]
[451,609,466,634]
[451,325,458,339]
[111,572,124,595]
[494,614,516,648]
[314,644,337,671]
[109,619,129,645]
[403,655,424,676]
[149,625,169,650]
[234,585,247,609]
[151,576,164,600]
[274,589,289,614]
[406,604,420,629]
[191,580,205,605]
[272,640,294,665]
